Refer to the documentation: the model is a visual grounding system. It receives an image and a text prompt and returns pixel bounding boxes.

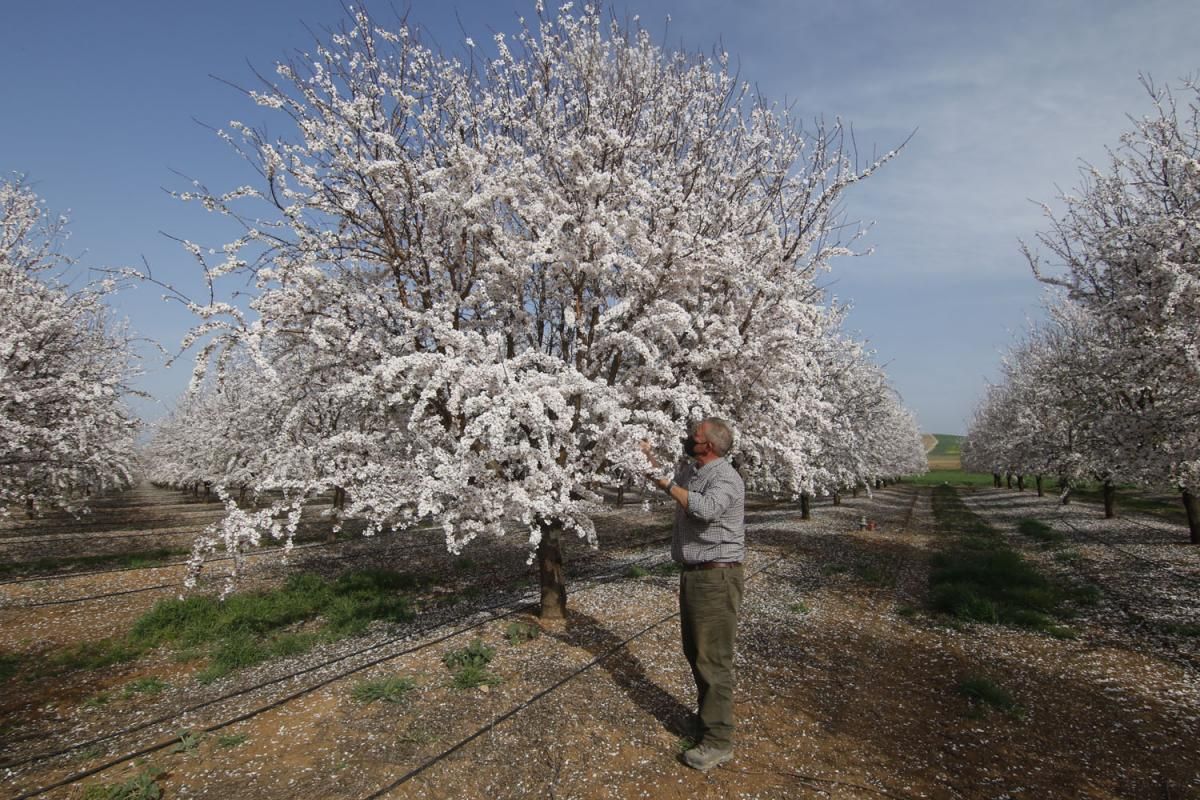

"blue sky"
[3,0,1198,433]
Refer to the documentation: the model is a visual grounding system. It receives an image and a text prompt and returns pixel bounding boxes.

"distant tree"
[174,5,901,612]
[0,176,139,515]
[964,299,1129,510]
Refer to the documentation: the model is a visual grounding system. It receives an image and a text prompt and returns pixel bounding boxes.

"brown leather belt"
[681,561,742,571]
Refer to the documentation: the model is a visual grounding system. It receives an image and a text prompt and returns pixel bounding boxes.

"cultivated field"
[2,484,1198,799]
[924,434,965,471]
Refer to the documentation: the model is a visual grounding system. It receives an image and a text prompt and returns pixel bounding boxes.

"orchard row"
[963,78,1200,542]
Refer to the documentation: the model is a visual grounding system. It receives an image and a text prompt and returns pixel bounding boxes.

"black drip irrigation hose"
[10,581,183,607]
[361,553,789,800]
[1051,513,1198,596]
[4,542,679,797]
[1047,511,1194,578]
[1044,515,1200,673]
[9,487,923,798]
[0,521,221,545]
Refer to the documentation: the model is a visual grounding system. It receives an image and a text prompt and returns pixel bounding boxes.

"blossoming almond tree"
[0,176,139,516]
[963,300,1131,508]
[1022,77,1200,541]
[172,5,902,614]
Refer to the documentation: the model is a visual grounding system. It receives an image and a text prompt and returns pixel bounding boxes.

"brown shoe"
[681,742,732,771]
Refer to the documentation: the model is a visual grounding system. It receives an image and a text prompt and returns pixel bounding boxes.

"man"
[644,417,745,771]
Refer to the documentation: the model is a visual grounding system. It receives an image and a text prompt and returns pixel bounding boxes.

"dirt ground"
[2,485,1198,799]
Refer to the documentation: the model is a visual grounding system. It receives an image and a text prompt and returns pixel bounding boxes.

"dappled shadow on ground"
[737,598,1200,800]
[548,609,693,738]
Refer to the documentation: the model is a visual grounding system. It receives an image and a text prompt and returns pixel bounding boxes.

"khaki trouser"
[679,565,744,749]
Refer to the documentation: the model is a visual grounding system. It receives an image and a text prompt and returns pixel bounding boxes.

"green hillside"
[927,434,963,458]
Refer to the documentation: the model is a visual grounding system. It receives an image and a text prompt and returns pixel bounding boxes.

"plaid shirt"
[671,456,745,565]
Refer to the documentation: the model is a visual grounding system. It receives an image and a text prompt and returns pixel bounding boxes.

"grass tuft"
[1017,518,1063,546]
[123,677,167,697]
[443,639,500,689]
[81,763,165,800]
[958,674,1023,717]
[505,621,540,645]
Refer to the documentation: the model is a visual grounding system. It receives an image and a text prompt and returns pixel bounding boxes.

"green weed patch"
[1016,518,1064,546]
[929,486,1088,636]
[854,563,894,587]
[49,638,148,674]
[904,469,996,488]
[81,763,164,800]
[0,652,21,682]
[505,621,540,644]
[123,677,167,697]
[34,569,417,683]
[443,639,500,689]
[958,674,1023,718]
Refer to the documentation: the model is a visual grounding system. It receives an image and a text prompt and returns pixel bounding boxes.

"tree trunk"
[1182,489,1200,545]
[833,491,841,507]
[1103,480,1116,519]
[616,484,624,506]
[537,523,567,619]
[1005,473,1013,489]
[800,492,812,520]
[993,473,1001,488]
[1060,478,1072,505]
[852,486,859,498]
[1035,475,1044,497]
[1016,474,1025,492]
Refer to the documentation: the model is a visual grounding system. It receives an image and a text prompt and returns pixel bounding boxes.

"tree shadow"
[547,609,694,737]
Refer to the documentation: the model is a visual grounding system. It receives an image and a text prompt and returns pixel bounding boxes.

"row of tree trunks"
[531,477,1197,619]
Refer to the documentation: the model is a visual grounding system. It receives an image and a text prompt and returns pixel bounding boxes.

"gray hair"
[700,417,734,456]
